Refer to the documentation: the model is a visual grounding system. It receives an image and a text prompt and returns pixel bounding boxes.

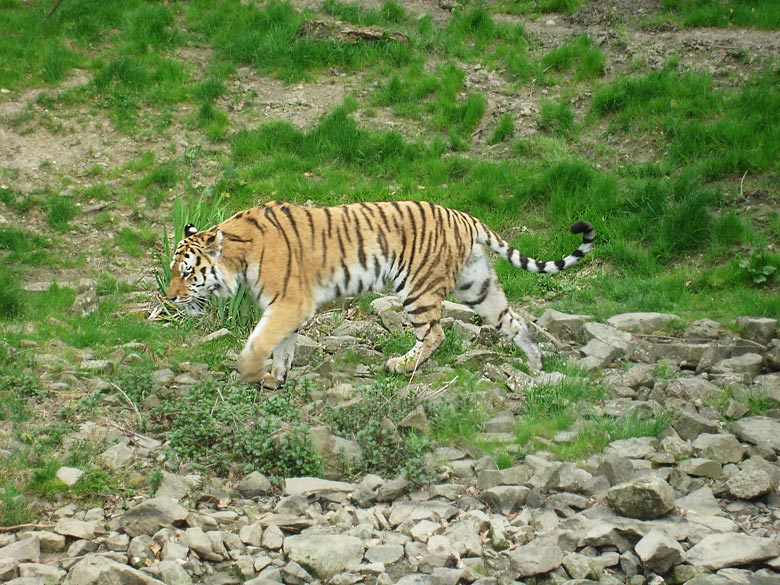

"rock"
[726,467,775,500]
[686,534,780,570]
[308,425,363,479]
[64,554,166,584]
[120,497,189,537]
[691,434,744,464]
[673,410,720,441]
[675,487,722,516]
[54,518,97,540]
[283,477,353,499]
[55,466,83,486]
[479,485,529,515]
[738,317,777,344]
[398,405,430,434]
[0,538,40,566]
[607,476,676,520]
[538,309,587,341]
[283,534,364,580]
[19,562,67,583]
[598,453,636,486]
[562,551,605,580]
[634,529,685,574]
[731,416,780,453]
[237,471,274,498]
[666,378,720,404]
[607,312,680,334]
[442,300,476,323]
[677,458,722,479]
[72,279,98,317]
[100,443,135,469]
[713,353,764,379]
[508,536,564,578]
[604,437,656,459]
[365,543,405,565]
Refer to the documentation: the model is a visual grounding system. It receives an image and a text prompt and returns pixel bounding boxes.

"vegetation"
[1,0,779,518]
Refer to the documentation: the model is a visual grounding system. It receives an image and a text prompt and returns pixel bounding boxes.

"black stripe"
[408,304,436,316]
[463,280,490,306]
[555,259,566,270]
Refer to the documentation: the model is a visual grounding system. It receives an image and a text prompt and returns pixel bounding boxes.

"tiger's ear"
[205,229,223,261]
[184,224,198,237]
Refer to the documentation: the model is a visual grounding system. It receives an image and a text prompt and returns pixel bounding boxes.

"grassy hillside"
[1,0,779,519]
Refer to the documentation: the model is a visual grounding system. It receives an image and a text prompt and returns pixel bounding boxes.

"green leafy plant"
[738,250,779,285]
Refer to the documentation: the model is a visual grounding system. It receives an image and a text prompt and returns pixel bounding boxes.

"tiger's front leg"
[238,306,304,388]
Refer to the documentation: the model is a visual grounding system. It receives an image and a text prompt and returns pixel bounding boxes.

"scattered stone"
[726,467,775,500]
[120,497,189,537]
[55,466,83,486]
[508,537,564,578]
[685,534,780,570]
[607,476,676,520]
[283,534,364,580]
[64,554,166,584]
[237,471,274,498]
[607,312,680,334]
[635,529,685,574]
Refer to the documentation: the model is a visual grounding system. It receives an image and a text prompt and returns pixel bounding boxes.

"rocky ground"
[3,295,780,585]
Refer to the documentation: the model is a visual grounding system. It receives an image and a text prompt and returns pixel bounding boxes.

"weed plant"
[661,0,780,29]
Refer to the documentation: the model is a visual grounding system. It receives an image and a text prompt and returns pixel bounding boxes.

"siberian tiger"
[166,200,594,388]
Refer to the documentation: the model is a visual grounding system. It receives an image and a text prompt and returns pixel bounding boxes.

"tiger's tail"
[479,220,595,274]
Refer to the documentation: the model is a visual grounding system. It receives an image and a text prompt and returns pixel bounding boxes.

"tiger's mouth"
[169,295,207,316]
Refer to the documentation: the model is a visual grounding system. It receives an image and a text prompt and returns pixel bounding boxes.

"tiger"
[166,200,594,388]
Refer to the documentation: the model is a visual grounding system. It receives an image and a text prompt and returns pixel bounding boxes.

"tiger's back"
[167,200,594,387]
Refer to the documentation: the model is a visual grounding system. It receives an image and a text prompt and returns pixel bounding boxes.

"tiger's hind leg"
[385,294,445,374]
[453,246,543,371]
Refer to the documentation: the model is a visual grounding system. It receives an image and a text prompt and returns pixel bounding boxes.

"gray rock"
[678,457,722,479]
[604,437,656,459]
[726,467,775,500]
[365,543,405,565]
[538,309,587,342]
[480,485,529,515]
[442,300,476,323]
[120,497,189,537]
[55,518,97,540]
[634,529,685,574]
[673,410,720,441]
[607,476,676,520]
[237,471,274,498]
[607,312,680,334]
[508,536,564,578]
[562,551,606,580]
[675,487,722,516]
[283,534,364,580]
[0,559,17,581]
[732,416,780,453]
[738,317,777,344]
[442,520,481,557]
[155,472,201,500]
[713,353,764,379]
[598,454,636,486]
[686,319,725,339]
[398,405,430,434]
[308,426,363,480]
[18,562,67,583]
[691,433,745,464]
[389,501,458,527]
[64,554,166,584]
[659,435,694,459]
[686,534,780,570]
[157,560,193,585]
[283,477,353,499]
[0,537,40,563]
[100,443,135,469]
[55,466,83,486]
[666,378,720,404]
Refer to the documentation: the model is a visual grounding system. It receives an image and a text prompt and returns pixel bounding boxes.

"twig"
[0,523,55,533]
[740,170,748,199]
[45,0,64,20]
[109,382,142,428]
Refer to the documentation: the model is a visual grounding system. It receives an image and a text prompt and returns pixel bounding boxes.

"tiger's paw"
[261,373,280,390]
[385,355,414,374]
[238,351,265,385]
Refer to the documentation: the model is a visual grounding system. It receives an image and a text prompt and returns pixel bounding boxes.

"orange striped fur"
[167,200,594,387]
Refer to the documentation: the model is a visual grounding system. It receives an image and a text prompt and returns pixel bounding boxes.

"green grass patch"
[541,34,605,82]
[660,0,780,29]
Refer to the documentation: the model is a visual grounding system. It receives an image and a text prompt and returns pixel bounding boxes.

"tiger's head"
[166,224,233,315]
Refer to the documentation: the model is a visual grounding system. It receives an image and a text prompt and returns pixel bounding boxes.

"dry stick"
[45,0,65,20]
[0,523,55,533]
[110,382,143,428]
[740,170,749,198]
